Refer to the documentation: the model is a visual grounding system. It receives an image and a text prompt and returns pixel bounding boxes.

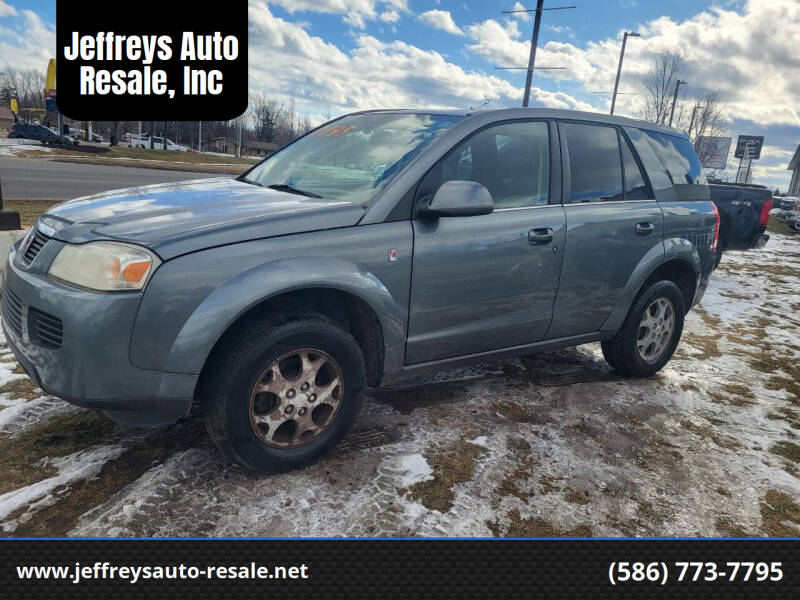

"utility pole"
[523,0,544,108]
[198,121,202,152]
[668,79,687,127]
[237,118,242,157]
[610,32,640,115]
[149,121,154,149]
[163,121,167,150]
[501,2,575,107]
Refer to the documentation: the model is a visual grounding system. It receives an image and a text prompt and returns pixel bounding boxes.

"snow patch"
[397,454,433,487]
[0,445,125,525]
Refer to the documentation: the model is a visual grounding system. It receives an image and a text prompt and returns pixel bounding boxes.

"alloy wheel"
[636,297,675,363]
[249,348,344,448]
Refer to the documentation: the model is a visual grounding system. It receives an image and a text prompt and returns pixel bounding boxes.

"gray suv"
[3,108,717,472]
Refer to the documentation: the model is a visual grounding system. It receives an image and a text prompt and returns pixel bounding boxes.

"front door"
[406,120,566,365]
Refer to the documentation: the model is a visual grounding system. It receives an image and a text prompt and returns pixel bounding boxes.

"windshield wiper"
[267,184,322,199]
[239,176,264,187]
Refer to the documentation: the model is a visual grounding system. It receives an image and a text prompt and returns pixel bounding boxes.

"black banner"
[55,0,248,120]
[1,539,799,599]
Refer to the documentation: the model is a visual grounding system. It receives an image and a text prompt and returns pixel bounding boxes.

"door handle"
[635,222,655,236]
[528,228,554,245]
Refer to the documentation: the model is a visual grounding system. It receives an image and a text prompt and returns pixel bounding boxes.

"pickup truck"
[708,182,772,267]
[3,108,718,472]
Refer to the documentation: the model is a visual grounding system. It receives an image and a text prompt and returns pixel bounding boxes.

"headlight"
[48,241,160,292]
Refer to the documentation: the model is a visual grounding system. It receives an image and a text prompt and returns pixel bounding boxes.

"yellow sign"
[10,98,18,113]
[45,58,56,90]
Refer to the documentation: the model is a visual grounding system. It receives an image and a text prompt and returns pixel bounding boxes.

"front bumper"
[2,244,196,426]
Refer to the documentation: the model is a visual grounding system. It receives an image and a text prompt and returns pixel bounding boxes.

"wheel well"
[645,259,697,310]
[197,288,385,397]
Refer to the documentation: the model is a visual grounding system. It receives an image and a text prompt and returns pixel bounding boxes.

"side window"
[424,121,550,209]
[642,130,709,200]
[562,122,623,203]
[619,133,651,200]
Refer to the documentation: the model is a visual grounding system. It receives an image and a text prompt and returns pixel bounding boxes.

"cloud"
[379,10,401,23]
[0,1,17,18]
[465,0,800,128]
[417,9,463,36]
[248,2,524,114]
[0,7,55,72]
[510,2,531,22]
[267,0,408,29]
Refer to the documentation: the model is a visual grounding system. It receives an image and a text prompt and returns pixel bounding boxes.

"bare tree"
[639,49,687,125]
[680,88,728,166]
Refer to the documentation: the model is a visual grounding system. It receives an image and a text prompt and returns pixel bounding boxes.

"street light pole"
[668,79,687,127]
[687,104,702,138]
[610,31,640,115]
[522,0,545,108]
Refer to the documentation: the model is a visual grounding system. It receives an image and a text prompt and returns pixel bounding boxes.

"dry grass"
[770,441,800,464]
[767,214,796,236]
[760,490,800,537]
[401,438,486,514]
[0,376,43,401]
[0,411,116,496]
[488,508,592,537]
[680,419,741,450]
[3,200,58,228]
[715,517,749,537]
[494,449,536,505]
[11,421,206,537]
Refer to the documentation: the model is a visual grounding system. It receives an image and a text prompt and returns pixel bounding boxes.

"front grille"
[28,307,63,349]
[23,229,49,264]
[1,288,23,339]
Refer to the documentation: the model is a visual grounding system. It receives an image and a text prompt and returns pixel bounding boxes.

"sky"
[1,0,799,190]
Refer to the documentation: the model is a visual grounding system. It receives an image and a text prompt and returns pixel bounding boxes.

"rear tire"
[603,280,685,377]
[200,313,366,472]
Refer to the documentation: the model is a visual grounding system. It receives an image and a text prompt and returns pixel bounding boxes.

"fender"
[161,256,406,375]
[600,238,699,332]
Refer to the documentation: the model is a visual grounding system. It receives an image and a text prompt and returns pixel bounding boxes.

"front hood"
[38,178,365,259]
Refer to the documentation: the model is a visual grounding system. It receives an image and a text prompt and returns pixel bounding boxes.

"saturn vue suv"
[2,108,718,472]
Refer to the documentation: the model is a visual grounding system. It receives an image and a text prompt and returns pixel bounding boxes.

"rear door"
[406,120,566,364]
[547,121,664,339]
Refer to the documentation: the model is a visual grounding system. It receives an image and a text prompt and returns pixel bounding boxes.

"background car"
[129,136,188,151]
[773,196,798,211]
[8,122,77,146]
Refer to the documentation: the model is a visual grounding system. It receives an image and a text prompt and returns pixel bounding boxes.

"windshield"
[242,113,462,205]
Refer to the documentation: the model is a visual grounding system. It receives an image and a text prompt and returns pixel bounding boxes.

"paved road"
[0,156,220,199]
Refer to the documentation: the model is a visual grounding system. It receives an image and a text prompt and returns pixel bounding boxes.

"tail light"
[759,198,772,227]
[711,201,720,252]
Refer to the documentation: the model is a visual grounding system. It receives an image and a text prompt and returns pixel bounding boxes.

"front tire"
[200,313,366,472]
[602,280,685,377]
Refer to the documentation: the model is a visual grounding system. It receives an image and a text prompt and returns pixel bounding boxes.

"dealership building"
[789,144,800,196]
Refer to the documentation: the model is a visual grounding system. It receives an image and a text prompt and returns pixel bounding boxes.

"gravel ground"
[1,234,799,538]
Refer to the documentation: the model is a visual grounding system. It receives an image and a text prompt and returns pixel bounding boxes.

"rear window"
[642,130,709,200]
[562,122,623,203]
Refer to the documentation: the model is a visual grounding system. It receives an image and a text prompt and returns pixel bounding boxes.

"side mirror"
[419,180,495,218]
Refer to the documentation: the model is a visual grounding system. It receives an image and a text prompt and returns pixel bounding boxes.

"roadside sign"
[696,136,732,169]
[734,135,764,159]
[45,58,57,91]
[45,89,57,113]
